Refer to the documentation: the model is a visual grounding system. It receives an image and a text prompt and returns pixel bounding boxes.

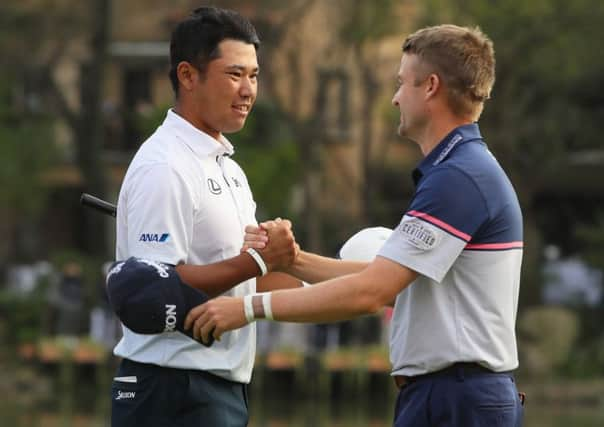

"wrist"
[286,249,308,276]
[243,293,274,324]
[246,248,268,276]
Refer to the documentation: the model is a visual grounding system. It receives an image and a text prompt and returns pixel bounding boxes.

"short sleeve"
[378,167,488,282]
[123,163,195,265]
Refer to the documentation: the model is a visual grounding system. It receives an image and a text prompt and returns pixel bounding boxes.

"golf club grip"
[80,193,117,217]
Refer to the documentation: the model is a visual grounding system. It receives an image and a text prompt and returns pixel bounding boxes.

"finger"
[244,233,268,243]
[260,220,277,230]
[193,309,213,341]
[185,304,205,330]
[199,313,217,344]
[212,325,224,342]
[245,225,267,235]
[243,241,266,250]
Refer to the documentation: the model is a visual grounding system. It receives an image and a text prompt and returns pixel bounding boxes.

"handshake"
[243,218,299,274]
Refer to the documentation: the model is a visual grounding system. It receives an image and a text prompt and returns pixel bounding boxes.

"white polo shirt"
[113,109,257,384]
[379,124,523,377]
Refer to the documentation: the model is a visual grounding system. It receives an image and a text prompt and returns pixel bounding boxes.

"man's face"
[391,54,429,140]
[191,39,258,139]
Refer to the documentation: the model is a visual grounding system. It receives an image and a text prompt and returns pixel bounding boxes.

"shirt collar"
[162,109,235,158]
[412,123,482,185]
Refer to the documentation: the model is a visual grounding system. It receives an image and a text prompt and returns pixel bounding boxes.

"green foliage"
[228,101,301,221]
[0,74,57,218]
[0,285,48,344]
[340,0,399,43]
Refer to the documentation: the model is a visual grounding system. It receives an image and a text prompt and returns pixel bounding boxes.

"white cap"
[339,227,393,262]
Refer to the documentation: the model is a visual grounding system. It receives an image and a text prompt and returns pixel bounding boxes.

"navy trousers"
[393,365,523,427]
[111,358,249,427]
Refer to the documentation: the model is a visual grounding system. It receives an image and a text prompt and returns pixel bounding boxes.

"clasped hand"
[184,218,296,344]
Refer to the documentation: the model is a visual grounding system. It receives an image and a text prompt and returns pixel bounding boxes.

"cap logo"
[106,261,125,283]
[165,304,177,332]
[138,259,170,278]
[399,219,438,250]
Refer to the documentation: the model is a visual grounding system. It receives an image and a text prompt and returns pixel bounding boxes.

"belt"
[393,362,498,389]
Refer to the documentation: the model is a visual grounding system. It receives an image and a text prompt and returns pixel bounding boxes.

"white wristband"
[243,295,255,323]
[262,293,273,320]
[246,248,268,276]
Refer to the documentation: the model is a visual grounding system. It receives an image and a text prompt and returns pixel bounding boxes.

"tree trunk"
[75,0,110,257]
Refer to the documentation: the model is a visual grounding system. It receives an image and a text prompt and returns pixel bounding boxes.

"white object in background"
[339,227,393,262]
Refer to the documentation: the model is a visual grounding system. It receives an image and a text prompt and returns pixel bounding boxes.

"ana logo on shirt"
[139,233,170,242]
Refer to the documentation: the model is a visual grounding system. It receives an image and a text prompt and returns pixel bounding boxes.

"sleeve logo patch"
[399,219,439,250]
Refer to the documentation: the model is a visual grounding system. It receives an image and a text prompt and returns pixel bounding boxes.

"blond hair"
[402,24,495,121]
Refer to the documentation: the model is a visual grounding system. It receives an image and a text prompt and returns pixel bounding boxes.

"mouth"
[232,104,251,116]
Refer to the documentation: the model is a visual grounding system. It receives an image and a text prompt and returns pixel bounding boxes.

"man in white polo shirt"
[187,25,524,426]
[110,7,300,427]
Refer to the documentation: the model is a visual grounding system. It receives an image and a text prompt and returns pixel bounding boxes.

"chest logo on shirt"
[208,178,222,195]
[139,233,170,243]
[399,219,438,250]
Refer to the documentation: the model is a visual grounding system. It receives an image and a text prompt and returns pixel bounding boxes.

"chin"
[397,125,406,137]
[223,123,246,134]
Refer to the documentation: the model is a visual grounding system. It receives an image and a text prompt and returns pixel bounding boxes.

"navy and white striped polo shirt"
[379,123,523,376]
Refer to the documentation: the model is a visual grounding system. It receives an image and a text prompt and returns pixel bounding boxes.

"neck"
[416,113,472,157]
[173,101,222,142]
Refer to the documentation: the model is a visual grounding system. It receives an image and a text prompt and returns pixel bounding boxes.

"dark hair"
[169,6,260,95]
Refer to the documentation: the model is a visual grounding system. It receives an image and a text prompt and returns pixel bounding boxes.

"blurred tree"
[0,74,57,262]
[339,0,400,224]
[0,0,111,257]
[419,0,604,308]
[228,101,301,221]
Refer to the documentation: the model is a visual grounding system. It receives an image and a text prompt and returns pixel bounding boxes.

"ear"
[425,73,440,100]
[176,61,198,92]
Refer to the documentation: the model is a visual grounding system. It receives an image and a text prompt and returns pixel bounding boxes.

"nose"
[391,87,400,107]
[239,76,256,98]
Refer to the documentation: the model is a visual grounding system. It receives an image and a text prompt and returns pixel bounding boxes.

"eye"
[228,71,241,79]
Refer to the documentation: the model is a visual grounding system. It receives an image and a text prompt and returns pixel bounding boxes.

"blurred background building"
[1,0,604,425]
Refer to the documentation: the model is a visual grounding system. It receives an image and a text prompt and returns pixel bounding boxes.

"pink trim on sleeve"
[407,210,472,242]
[465,242,524,250]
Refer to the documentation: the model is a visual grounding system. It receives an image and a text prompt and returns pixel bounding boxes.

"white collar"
[162,109,235,158]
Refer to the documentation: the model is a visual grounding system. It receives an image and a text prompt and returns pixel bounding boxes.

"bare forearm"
[286,250,367,283]
[270,273,383,323]
[176,252,260,297]
[256,272,303,292]
[184,257,417,343]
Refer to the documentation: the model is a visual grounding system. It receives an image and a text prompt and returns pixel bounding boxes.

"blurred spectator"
[89,262,121,348]
[48,262,85,336]
[6,261,54,295]
[543,245,603,307]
